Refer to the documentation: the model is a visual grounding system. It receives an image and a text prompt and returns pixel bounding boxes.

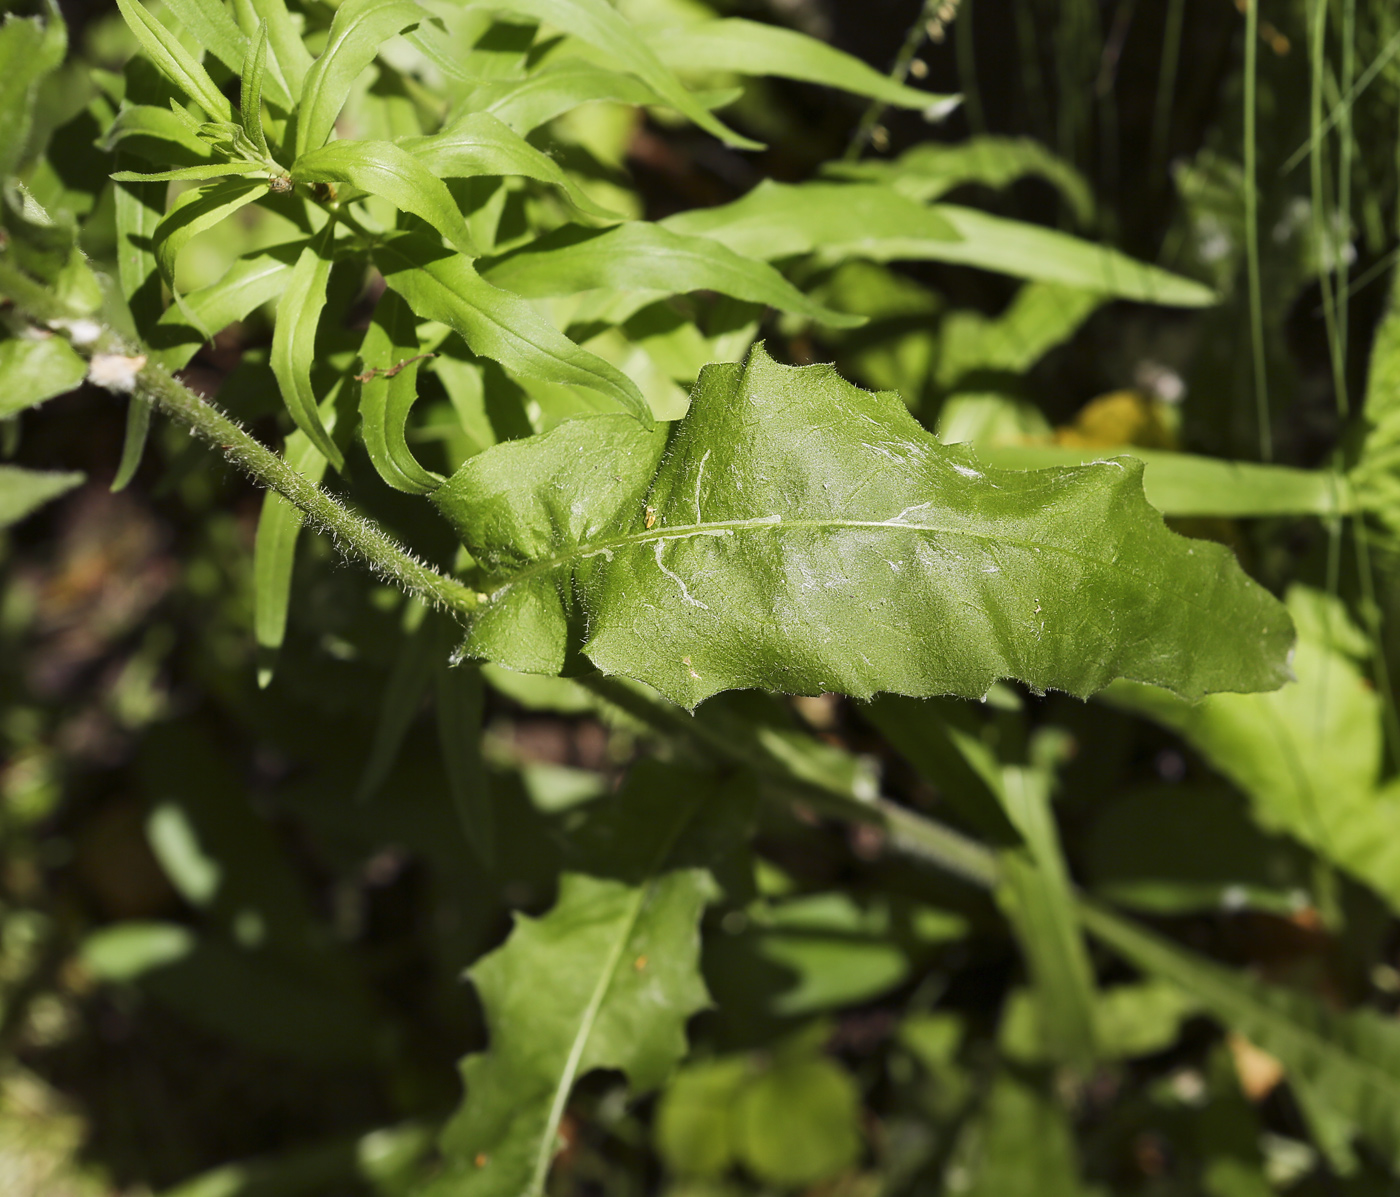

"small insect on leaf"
[644,505,657,529]
[268,175,293,193]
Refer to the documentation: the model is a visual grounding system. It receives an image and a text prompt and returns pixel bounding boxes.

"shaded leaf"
[102,103,218,167]
[433,344,1292,706]
[295,0,424,157]
[375,231,647,421]
[0,465,84,527]
[0,6,67,180]
[435,644,493,862]
[482,223,863,328]
[153,176,268,313]
[357,287,442,494]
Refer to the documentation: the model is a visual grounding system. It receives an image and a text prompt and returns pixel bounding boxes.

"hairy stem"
[0,260,478,619]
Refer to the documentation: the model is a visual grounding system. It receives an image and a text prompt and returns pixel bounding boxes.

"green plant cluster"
[4,0,1400,1193]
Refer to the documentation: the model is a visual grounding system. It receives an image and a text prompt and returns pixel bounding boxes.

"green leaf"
[148,244,296,371]
[234,0,314,98]
[374,231,648,422]
[730,1054,862,1187]
[433,344,1293,706]
[357,288,442,494]
[113,0,235,122]
[153,176,268,314]
[240,20,272,160]
[979,445,1352,518]
[995,765,1100,1069]
[254,426,331,685]
[162,0,251,81]
[1000,980,1199,1064]
[401,111,622,220]
[827,135,1095,225]
[1106,586,1400,914]
[294,0,424,158]
[112,161,273,182]
[435,648,493,861]
[434,838,715,1196]
[291,139,478,257]
[112,399,152,494]
[459,60,722,137]
[650,18,955,113]
[356,607,436,802]
[464,0,759,150]
[269,228,343,470]
[102,104,218,167]
[0,336,87,418]
[0,465,84,527]
[665,182,1217,306]
[481,223,864,329]
[0,7,67,180]
[1081,898,1400,1173]
[934,282,1105,391]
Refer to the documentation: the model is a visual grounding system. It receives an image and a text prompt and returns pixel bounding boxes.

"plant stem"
[1243,0,1273,460]
[0,260,479,620]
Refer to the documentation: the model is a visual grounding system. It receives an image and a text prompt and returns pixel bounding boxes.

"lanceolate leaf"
[233,0,313,97]
[464,0,758,150]
[295,0,424,158]
[153,176,268,306]
[358,288,442,494]
[103,104,218,167]
[374,232,648,421]
[240,21,272,160]
[433,345,1293,707]
[291,140,478,256]
[113,162,274,182]
[826,136,1095,225]
[113,0,234,122]
[1081,898,1400,1173]
[402,112,622,220]
[481,223,864,328]
[0,466,85,528]
[270,229,342,469]
[162,0,251,80]
[649,18,955,113]
[665,182,1216,307]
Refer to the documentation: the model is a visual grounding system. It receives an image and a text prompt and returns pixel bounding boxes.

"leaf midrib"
[480,513,1220,614]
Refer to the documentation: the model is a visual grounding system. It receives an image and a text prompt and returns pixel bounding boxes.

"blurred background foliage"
[7,0,1400,1193]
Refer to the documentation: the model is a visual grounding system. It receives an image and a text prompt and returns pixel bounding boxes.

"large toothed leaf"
[665,182,1216,307]
[481,223,862,328]
[432,345,1292,707]
[295,0,424,157]
[374,231,647,421]
[649,18,955,113]
[1106,587,1400,915]
[401,112,621,220]
[465,0,757,150]
[292,140,478,256]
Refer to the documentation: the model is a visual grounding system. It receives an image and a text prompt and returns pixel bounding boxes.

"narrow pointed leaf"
[0,466,85,527]
[295,0,424,157]
[650,18,955,113]
[113,0,234,122]
[162,0,250,79]
[291,140,477,256]
[375,231,647,422]
[0,337,86,418]
[270,229,342,469]
[153,176,268,306]
[254,427,331,685]
[826,136,1095,225]
[665,182,1216,306]
[433,344,1293,705]
[111,398,153,493]
[402,112,622,220]
[148,244,296,370]
[240,20,272,160]
[1081,898,1400,1173]
[465,0,758,150]
[113,161,274,182]
[103,104,218,166]
[481,223,864,328]
[357,287,442,494]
